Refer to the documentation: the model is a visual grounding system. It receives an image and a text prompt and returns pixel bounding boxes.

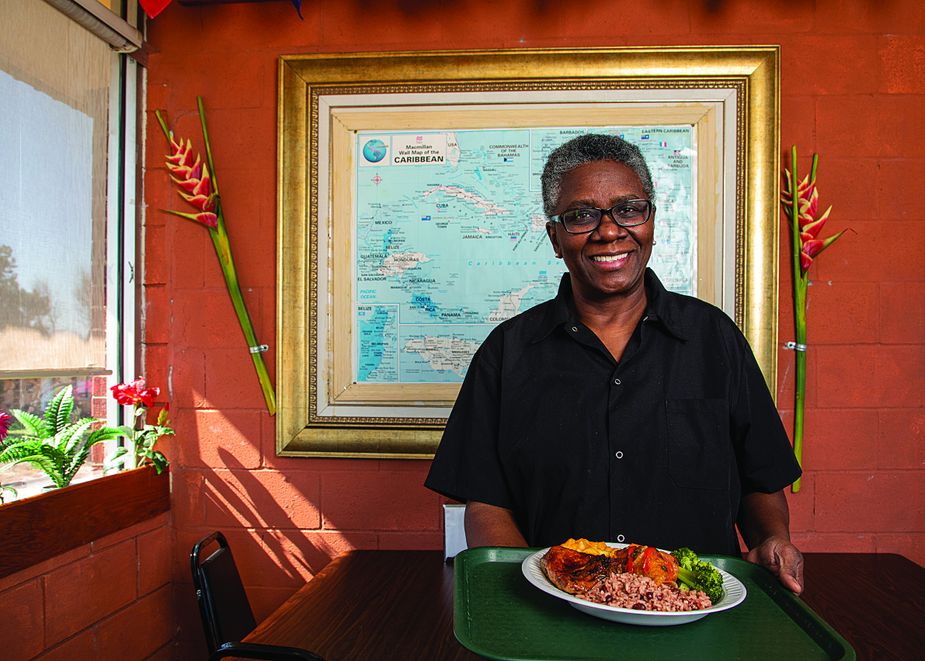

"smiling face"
[546,160,654,305]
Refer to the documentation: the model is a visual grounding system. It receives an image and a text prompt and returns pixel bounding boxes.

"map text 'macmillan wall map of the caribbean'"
[354,127,694,384]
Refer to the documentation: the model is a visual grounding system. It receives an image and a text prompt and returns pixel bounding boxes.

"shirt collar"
[642,268,687,341]
[531,269,688,343]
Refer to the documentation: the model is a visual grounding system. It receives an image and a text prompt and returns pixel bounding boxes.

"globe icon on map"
[362,139,388,163]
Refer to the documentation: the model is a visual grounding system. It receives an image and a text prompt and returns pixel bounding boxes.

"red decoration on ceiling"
[140,0,172,18]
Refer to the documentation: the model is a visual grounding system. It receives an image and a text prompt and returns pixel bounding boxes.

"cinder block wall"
[1,514,173,660]
[144,0,925,656]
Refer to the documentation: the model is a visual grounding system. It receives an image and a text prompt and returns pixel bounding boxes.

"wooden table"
[245,550,925,660]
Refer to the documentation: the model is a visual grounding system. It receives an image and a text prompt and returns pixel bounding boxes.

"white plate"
[521,544,747,626]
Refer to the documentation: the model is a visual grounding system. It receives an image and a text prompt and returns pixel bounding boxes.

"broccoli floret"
[672,547,699,569]
[671,547,725,603]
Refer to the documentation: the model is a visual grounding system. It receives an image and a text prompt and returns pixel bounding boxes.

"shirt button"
[571,326,578,332]
[615,450,624,459]
[616,534,625,543]
[613,378,621,385]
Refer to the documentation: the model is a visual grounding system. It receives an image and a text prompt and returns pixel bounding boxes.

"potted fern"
[0,385,128,490]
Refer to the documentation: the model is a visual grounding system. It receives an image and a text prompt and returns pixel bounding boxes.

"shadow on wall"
[175,447,329,655]
[200,447,329,578]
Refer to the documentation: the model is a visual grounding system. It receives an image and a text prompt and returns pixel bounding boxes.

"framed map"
[354,125,695,385]
[277,47,780,459]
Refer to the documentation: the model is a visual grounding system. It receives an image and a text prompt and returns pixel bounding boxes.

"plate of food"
[521,539,747,626]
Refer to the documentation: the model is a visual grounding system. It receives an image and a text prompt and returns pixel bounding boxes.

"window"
[0,0,142,501]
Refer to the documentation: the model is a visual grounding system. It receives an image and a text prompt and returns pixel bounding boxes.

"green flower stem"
[207,210,277,415]
[790,146,804,493]
[154,104,277,415]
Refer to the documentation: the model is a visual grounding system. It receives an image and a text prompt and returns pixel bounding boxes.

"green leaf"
[85,426,130,448]
[113,424,135,437]
[9,409,49,439]
[36,442,66,473]
[44,386,75,434]
[149,450,169,473]
[56,419,94,454]
[37,443,66,486]
[7,443,66,487]
[63,447,91,486]
[106,447,130,472]
[13,455,58,484]
[0,441,47,463]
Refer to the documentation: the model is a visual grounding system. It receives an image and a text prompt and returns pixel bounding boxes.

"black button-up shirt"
[425,269,800,555]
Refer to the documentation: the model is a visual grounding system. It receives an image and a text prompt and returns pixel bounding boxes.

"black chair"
[191,531,324,661]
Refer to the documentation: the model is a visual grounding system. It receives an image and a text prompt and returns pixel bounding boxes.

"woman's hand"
[738,490,804,594]
[746,535,804,594]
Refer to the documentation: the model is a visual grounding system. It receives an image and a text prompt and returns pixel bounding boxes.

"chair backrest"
[191,531,258,653]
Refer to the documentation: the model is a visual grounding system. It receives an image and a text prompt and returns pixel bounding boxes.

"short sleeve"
[424,328,514,509]
[729,329,802,493]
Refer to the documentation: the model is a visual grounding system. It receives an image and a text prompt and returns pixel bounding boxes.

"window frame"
[106,49,140,429]
[0,0,144,500]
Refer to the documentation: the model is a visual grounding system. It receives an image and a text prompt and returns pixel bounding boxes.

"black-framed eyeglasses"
[549,199,655,234]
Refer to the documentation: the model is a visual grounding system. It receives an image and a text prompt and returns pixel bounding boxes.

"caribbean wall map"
[354,126,694,384]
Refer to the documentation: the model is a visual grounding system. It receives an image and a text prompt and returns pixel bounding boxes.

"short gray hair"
[541,133,655,216]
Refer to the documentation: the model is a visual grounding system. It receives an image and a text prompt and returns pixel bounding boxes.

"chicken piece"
[542,545,626,594]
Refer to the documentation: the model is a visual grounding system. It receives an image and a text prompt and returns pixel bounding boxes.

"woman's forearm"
[464,501,528,547]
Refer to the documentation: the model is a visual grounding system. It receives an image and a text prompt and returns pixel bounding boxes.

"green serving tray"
[454,547,855,660]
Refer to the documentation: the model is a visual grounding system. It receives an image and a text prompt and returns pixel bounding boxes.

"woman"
[425,133,804,593]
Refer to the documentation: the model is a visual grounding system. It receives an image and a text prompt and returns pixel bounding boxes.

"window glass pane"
[0,0,111,375]
[0,0,125,502]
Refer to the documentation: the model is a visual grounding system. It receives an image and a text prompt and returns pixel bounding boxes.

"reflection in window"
[0,10,108,375]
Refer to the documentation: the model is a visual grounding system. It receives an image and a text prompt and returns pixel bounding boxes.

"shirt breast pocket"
[665,398,731,490]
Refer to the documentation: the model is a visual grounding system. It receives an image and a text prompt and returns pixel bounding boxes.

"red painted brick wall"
[0,514,173,660]
[144,0,924,654]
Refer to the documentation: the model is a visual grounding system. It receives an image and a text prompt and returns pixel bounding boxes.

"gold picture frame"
[277,47,780,459]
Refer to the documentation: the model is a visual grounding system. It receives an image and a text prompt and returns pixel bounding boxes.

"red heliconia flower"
[164,137,218,228]
[0,411,12,442]
[111,378,160,408]
[781,169,843,272]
